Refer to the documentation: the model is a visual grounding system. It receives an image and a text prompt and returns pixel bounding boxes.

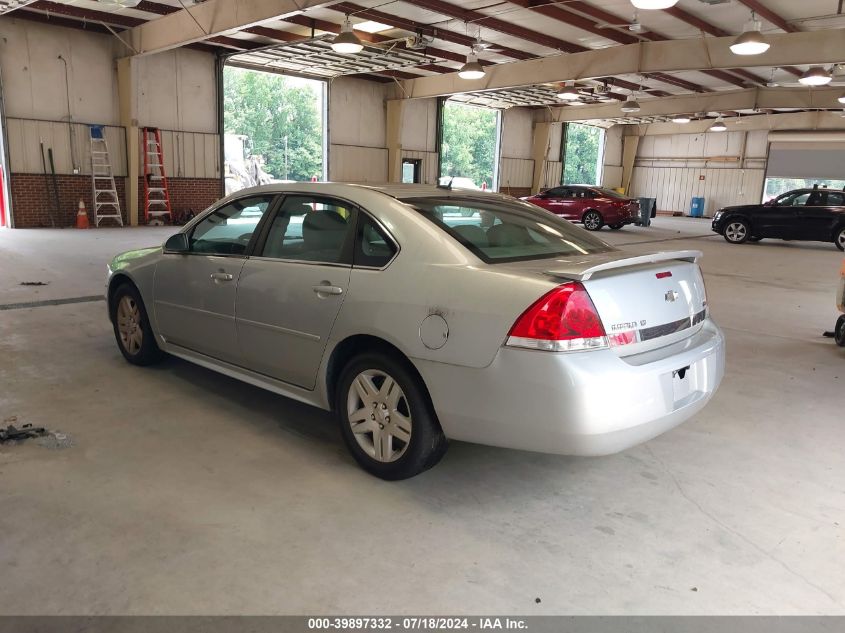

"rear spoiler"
[546,250,702,282]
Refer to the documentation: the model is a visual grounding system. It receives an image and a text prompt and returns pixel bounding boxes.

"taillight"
[507,282,608,352]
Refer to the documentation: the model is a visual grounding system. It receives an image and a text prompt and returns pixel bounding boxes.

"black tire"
[582,210,603,231]
[835,315,845,347]
[609,223,624,230]
[335,352,447,480]
[111,283,164,366]
[834,226,845,252]
[723,219,750,244]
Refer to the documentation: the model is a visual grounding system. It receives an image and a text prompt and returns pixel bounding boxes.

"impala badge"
[665,290,679,303]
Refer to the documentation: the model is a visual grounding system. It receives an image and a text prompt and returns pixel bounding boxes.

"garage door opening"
[764,133,845,201]
[439,101,501,191]
[562,123,605,186]
[223,66,326,195]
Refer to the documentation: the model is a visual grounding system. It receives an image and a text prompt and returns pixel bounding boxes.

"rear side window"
[404,196,615,264]
[354,215,397,268]
[825,192,845,206]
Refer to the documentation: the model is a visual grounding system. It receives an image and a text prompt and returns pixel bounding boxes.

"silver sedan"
[107,183,725,479]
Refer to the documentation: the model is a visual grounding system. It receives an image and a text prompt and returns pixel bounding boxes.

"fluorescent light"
[331,18,364,54]
[672,115,691,124]
[710,117,727,132]
[631,0,679,9]
[458,52,485,80]
[353,20,393,33]
[730,17,769,56]
[556,82,580,100]
[621,97,641,113]
[799,66,832,86]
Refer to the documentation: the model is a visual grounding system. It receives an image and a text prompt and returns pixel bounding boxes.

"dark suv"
[712,188,845,251]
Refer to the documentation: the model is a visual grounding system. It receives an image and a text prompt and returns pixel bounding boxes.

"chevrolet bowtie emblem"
[665,290,679,303]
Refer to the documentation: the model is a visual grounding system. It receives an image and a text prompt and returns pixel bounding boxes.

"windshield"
[403,196,615,263]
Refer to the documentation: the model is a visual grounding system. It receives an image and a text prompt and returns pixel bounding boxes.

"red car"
[522,185,640,231]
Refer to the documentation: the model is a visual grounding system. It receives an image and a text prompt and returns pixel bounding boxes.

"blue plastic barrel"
[690,197,705,218]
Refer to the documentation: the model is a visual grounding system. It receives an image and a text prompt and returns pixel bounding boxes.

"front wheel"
[111,283,164,366]
[835,315,845,347]
[723,219,750,244]
[336,353,447,480]
[834,226,845,252]
[582,210,603,231]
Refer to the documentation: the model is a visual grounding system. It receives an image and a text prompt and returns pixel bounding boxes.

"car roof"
[225,182,515,203]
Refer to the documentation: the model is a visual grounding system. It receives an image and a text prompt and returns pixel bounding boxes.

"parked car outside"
[521,185,640,231]
[107,184,724,480]
[712,187,845,251]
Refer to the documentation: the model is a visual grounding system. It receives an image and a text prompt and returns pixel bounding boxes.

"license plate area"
[672,364,692,403]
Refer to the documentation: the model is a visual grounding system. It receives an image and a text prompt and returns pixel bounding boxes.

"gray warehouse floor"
[1,219,843,614]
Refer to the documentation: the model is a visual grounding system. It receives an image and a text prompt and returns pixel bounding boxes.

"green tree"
[440,102,498,188]
[563,123,603,185]
[223,67,323,181]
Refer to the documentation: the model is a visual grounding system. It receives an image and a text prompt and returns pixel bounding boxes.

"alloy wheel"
[583,212,601,231]
[725,222,748,243]
[836,228,845,251]
[346,369,412,463]
[117,295,143,356]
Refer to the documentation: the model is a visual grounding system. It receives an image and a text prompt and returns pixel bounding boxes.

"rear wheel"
[582,210,603,231]
[336,352,447,480]
[834,226,845,252]
[723,219,750,244]
[111,283,164,366]
[835,316,845,347]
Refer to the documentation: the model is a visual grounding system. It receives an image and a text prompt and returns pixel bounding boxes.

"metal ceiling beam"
[734,0,799,33]
[123,0,345,55]
[623,110,845,136]
[662,3,802,78]
[537,87,845,123]
[334,1,669,97]
[396,28,845,99]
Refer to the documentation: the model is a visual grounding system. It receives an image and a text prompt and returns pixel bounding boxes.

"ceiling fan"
[595,11,645,34]
[469,35,504,54]
[404,34,435,50]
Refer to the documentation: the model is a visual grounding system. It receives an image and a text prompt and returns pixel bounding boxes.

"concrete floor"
[1,220,843,615]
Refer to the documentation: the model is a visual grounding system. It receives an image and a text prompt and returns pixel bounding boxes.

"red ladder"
[142,127,173,224]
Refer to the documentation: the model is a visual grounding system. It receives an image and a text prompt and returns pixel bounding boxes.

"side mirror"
[164,233,189,253]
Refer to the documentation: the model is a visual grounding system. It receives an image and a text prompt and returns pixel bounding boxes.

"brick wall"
[9,174,222,228]
[9,173,127,228]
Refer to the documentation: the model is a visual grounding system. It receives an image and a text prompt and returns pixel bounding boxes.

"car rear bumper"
[415,319,725,456]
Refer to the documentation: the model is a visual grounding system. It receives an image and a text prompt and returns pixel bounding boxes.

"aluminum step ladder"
[89,125,123,227]
[142,127,173,225]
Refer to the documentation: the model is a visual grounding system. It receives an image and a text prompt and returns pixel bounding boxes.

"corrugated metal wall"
[499,158,534,189]
[330,145,388,182]
[146,130,220,179]
[630,167,765,216]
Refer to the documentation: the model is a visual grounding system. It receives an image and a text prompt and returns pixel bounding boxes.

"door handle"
[210,272,234,282]
[312,284,343,296]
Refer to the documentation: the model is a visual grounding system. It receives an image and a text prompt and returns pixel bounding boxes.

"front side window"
[404,196,615,264]
[189,195,275,255]
[260,196,355,264]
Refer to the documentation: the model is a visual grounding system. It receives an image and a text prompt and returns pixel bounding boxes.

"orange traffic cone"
[75,199,90,229]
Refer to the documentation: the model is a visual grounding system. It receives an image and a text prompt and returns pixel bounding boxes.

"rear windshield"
[402,196,615,263]
[594,188,627,199]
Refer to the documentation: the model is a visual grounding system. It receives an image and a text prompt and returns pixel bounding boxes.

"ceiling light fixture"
[557,82,580,100]
[838,94,845,104]
[799,66,832,86]
[730,12,770,56]
[672,115,691,124]
[458,52,485,80]
[331,17,364,54]
[621,93,641,113]
[709,117,727,132]
[631,0,679,9]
